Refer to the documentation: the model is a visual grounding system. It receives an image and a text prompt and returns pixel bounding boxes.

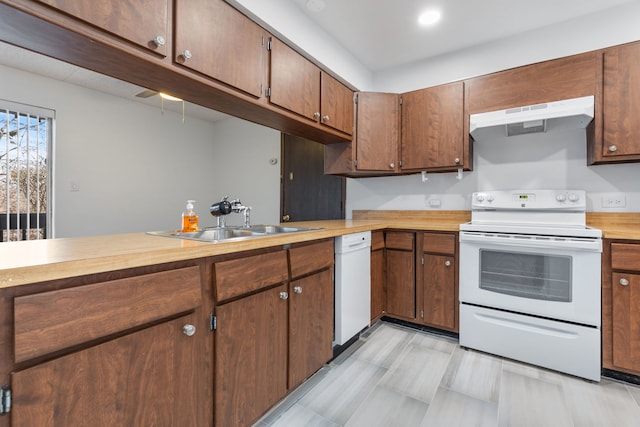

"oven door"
[459,231,601,326]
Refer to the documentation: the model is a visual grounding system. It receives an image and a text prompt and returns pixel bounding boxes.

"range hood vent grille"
[470,95,594,140]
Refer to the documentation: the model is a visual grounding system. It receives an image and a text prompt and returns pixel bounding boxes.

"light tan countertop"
[1,211,638,289]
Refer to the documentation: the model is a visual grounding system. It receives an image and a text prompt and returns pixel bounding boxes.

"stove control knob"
[476,194,485,202]
[568,193,580,202]
[486,195,494,202]
[556,194,566,202]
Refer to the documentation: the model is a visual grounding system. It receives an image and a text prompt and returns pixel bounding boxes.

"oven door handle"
[459,231,602,252]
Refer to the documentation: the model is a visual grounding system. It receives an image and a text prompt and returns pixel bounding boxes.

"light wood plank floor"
[255,322,640,427]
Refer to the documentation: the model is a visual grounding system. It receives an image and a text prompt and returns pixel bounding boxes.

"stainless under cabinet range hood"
[469,95,594,140]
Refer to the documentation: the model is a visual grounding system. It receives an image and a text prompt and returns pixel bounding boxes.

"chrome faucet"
[230,199,252,228]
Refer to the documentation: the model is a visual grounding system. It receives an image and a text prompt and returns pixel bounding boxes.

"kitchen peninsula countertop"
[1,211,638,289]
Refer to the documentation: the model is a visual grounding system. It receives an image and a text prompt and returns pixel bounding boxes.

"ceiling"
[285,0,635,71]
[0,0,636,121]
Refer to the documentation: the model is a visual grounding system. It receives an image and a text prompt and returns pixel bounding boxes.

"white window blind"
[0,99,53,242]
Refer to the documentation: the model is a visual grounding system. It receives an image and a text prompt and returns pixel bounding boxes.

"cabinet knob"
[180,50,193,60]
[389,163,395,169]
[454,157,460,164]
[608,145,618,152]
[279,291,289,300]
[313,112,321,119]
[282,214,290,222]
[322,115,330,122]
[182,324,196,336]
[294,286,303,294]
[620,278,630,286]
[445,260,451,267]
[152,35,166,47]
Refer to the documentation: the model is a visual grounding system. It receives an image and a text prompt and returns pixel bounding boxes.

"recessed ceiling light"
[418,9,441,26]
[306,0,326,13]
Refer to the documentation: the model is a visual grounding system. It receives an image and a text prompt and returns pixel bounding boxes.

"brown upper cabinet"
[325,92,400,175]
[174,0,268,98]
[36,0,170,57]
[268,37,354,135]
[401,82,468,172]
[595,41,640,163]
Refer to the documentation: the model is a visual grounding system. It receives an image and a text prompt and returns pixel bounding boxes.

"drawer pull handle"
[279,291,289,300]
[182,324,196,337]
[294,286,303,294]
[153,35,166,47]
[608,145,618,152]
[620,278,630,286]
[445,260,451,267]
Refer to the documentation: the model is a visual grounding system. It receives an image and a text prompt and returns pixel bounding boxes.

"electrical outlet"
[601,194,626,208]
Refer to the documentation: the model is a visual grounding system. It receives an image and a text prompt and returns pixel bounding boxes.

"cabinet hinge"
[210,314,217,331]
[353,93,358,104]
[0,386,11,415]
[420,310,424,319]
[399,160,403,167]
[399,96,403,105]
[266,87,271,98]
[261,35,265,46]
[353,159,358,167]
[421,256,424,265]
[267,37,272,51]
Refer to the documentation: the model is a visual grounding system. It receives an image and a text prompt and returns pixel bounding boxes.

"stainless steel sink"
[147,225,321,242]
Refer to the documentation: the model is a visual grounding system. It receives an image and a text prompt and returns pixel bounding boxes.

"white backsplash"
[346,128,640,216]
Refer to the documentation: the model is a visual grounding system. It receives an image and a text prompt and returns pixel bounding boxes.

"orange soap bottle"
[182,200,199,232]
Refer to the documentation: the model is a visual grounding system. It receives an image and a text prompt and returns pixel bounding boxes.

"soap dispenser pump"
[182,200,199,232]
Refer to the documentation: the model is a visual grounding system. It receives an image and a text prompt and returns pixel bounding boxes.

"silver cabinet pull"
[608,145,618,152]
[180,50,193,60]
[294,286,303,294]
[153,35,166,47]
[322,115,330,122]
[454,157,460,164]
[313,112,321,119]
[445,260,451,267]
[389,163,395,169]
[279,291,289,300]
[620,278,630,286]
[183,324,196,336]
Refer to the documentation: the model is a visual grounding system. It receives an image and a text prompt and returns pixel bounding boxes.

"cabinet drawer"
[385,231,414,250]
[371,231,385,251]
[14,266,201,363]
[289,239,334,279]
[423,233,456,255]
[611,243,640,271]
[215,250,288,302]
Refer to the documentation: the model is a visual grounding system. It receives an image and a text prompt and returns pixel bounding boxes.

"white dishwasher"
[334,231,371,346]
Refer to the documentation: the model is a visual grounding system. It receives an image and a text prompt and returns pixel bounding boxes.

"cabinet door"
[401,82,464,171]
[602,42,640,160]
[612,272,640,372]
[215,284,288,427]
[355,92,401,172]
[37,0,169,56]
[289,268,334,389]
[175,0,267,98]
[386,249,415,319]
[371,248,386,321]
[11,313,207,426]
[320,72,354,135]
[422,254,456,330]
[269,37,321,121]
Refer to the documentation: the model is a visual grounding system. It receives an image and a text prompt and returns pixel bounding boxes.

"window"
[0,100,53,242]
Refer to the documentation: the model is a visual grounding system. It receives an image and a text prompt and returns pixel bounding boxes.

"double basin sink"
[148,225,321,243]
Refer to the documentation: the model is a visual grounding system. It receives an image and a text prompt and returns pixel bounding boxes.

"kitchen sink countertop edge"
[0,220,386,289]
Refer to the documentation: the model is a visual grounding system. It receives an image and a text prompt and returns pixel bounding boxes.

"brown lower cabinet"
[213,240,334,426]
[603,241,640,375]
[370,231,386,321]
[385,231,416,320]
[419,232,458,332]
[6,265,209,427]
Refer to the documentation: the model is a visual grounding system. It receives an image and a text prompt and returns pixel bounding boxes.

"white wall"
[0,64,281,237]
[374,1,640,92]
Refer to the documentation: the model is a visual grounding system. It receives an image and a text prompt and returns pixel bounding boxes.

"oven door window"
[479,249,572,302]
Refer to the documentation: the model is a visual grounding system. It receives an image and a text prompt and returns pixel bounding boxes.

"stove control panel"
[472,189,586,210]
